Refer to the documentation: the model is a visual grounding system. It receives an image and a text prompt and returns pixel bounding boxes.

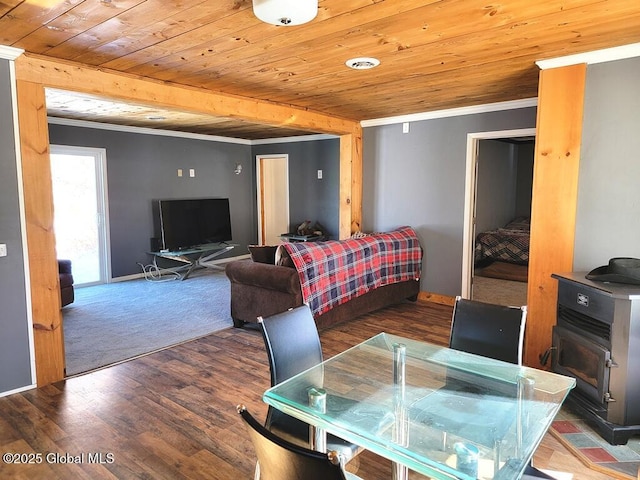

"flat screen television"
[153,198,232,251]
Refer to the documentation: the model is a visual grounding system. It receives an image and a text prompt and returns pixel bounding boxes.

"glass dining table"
[263,332,576,480]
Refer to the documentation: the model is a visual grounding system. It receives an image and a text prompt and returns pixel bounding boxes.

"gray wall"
[475,139,517,234]
[252,139,340,239]
[0,59,33,392]
[362,108,537,296]
[49,125,255,278]
[574,56,640,270]
[47,126,341,278]
[475,139,534,235]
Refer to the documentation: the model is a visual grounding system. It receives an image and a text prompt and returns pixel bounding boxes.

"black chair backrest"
[237,405,348,480]
[258,304,323,386]
[258,305,360,460]
[450,296,526,365]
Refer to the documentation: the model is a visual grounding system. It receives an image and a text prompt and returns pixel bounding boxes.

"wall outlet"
[189,168,195,177]
[402,122,410,133]
[0,244,6,257]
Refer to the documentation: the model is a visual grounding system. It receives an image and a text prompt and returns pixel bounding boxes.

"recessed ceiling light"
[345,57,380,70]
[146,115,166,121]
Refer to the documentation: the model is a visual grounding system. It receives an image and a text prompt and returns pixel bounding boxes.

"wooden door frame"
[50,144,112,286]
[256,154,290,245]
[14,53,362,386]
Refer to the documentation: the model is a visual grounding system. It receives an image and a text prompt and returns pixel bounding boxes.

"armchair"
[58,259,74,307]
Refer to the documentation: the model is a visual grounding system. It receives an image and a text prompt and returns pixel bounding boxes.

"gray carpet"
[472,275,528,307]
[62,269,233,376]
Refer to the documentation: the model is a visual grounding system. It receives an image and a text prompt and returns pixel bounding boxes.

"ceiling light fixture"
[252,0,318,26]
[345,57,381,70]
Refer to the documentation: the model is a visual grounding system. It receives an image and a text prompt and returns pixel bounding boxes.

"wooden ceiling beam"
[14,53,360,136]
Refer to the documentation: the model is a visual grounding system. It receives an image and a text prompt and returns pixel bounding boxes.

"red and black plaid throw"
[282,226,422,317]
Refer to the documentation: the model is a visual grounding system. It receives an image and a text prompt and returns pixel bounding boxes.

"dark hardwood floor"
[0,300,611,479]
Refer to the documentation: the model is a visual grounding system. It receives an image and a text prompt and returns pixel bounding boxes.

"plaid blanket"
[474,228,529,265]
[282,226,422,317]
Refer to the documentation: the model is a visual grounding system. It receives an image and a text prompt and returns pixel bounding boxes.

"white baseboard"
[0,382,37,397]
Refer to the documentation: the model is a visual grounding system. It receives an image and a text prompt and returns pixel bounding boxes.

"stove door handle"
[539,346,556,366]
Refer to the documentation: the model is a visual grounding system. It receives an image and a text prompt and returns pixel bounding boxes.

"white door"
[257,155,289,245]
[50,145,110,286]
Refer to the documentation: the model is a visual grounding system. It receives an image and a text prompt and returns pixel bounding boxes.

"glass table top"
[263,332,576,480]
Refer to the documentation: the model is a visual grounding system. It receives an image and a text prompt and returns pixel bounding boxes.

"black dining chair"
[257,304,361,463]
[237,405,362,480]
[445,296,527,441]
[447,297,556,477]
[449,296,527,365]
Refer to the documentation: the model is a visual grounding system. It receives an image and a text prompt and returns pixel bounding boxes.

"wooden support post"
[16,79,65,385]
[525,64,586,368]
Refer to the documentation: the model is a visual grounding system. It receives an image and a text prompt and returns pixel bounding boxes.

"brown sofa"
[225,258,420,329]
[225,230,421,328]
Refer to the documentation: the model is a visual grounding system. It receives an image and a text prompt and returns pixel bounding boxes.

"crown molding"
[536,42,640,70]
[360,98,538,128]
[0,45,24,61]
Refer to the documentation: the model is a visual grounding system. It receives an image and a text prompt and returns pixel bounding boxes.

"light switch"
[0,244,6,257]
[177,169,183,177]
[189,168,195,177]
[317,169,323,179]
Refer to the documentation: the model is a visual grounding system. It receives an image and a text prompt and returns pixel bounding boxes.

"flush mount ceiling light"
[345,57,381,70]
[252,0,318,26]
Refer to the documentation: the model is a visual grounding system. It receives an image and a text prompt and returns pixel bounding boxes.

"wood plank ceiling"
[3,0,640,139]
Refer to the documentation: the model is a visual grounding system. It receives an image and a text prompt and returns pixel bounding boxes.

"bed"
[474,216,530,267]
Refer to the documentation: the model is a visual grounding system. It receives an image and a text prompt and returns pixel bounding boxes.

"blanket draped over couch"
[282,226,422,317]
[225,226,423,329]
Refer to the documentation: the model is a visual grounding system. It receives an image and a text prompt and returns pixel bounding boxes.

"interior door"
[50,145,110,286]
[257,155,289,245]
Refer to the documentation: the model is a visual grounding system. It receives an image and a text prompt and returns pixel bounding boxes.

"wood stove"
[551,273,640,445]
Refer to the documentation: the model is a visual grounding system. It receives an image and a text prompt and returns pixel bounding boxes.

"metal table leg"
[393,343,409,480]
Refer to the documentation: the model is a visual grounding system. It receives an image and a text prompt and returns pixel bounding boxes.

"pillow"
[248,245,278,264]
[275,245,296,268]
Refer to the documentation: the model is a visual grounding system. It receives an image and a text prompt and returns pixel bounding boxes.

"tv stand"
[149,243,236,280]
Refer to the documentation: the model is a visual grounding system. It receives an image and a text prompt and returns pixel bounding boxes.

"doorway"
[462,129,535,305]
[256,154,290,245]
[50,145,110,286]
